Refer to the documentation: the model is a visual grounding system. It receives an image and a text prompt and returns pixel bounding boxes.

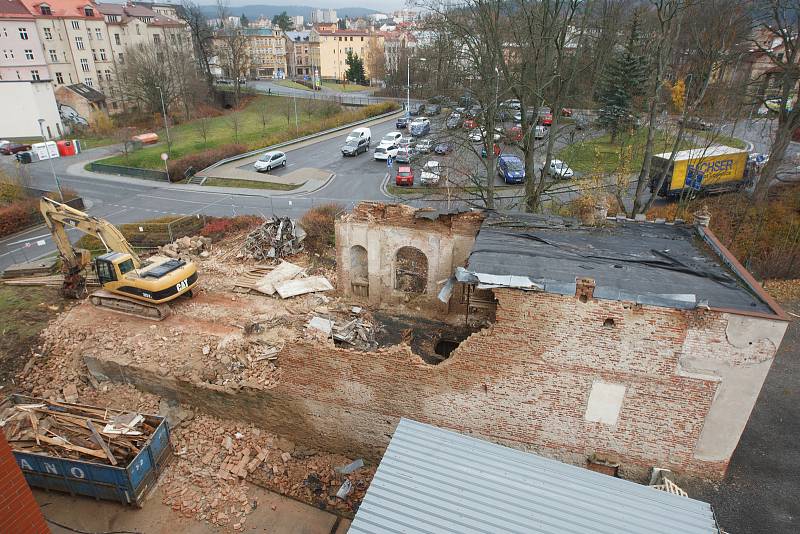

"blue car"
[396,117,409,129]
[497,154,525,184]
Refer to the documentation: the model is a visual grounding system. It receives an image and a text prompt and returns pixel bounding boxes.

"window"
[41,5,52,15]
[96,70,101,81]
[170,33,176,44]
[84,77,93,86]
[80,58,89,72]
[18,27,28,40]
[117,52,123,63]
[68,72,73,82]
[99,48,106,60]
[49,49,57,61]
[1,28,6,37]
[30,69,40,80]
[71,21,80,30]
[156,51,164,62]
[118,259,134,275]
[84,7,94,17]
[2,50,7,59]
[104,69,111,81]
[153,34,160,45]
[55,71,63,84]
[24,49,33,60]
[91,48,97,60]
[7,49,13,59]
[114,33,120,45]
[75,36,84,50]
[95,28,102,40]
[15,70,20,79]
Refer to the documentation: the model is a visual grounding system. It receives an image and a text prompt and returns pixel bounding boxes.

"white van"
[346,127,371,146]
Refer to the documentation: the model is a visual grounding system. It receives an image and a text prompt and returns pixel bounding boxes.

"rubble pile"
[160,235,213,258]
[204,333,284,389]
[241,217,305,261]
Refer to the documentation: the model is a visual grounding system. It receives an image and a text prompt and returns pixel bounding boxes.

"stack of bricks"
[0,429,49,534]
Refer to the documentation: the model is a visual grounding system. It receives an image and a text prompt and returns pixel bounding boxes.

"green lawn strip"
[203,177,302,191]
[557,128,698,174]
[273,79,312,91]
[321,81,369,93]
[96,96,396,170]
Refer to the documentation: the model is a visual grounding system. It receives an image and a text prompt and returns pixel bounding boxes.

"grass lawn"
[99,96,350,170]
[321,81,369,93]
[203,177,302,191]
[558,128,698,174]
[0,286,65,386]
[272,79,311,91]
[692,130,748,150]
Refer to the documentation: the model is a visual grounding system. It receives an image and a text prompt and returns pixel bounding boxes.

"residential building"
[383,30,416,74]
[311,28,384,81]
[289,15,302,30]
[311,8,336,24]
[284,30,314,78]
[0,79,63,138]
[0,0,50,82]
[243,27,286,79]
[54,81,105,127]
[18,0,111,90]
[131,1,181,20]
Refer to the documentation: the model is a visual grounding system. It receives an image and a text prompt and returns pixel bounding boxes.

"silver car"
[254,151,286,172]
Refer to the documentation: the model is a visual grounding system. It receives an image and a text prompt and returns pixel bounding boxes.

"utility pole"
[156,86,171,153]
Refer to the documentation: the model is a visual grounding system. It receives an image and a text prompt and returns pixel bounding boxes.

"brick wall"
[87,286,785,482]
[0,429,49,534]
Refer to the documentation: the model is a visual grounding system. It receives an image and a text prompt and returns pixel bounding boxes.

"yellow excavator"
[40,197,198,320]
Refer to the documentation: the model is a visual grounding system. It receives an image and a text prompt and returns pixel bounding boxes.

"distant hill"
[199,4,381,20]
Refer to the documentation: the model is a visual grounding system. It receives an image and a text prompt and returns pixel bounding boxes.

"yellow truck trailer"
[650,145,751,198]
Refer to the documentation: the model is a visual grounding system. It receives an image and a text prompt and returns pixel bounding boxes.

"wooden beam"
[37,434,107,460]
[86,419,118,466]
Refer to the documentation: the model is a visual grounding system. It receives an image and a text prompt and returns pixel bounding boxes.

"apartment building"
[311,9,336,24]
[285,30,315,77]
[311,28,383,81]
[0,0,51,82]
[383,30,416,74]
[243,27,286,79]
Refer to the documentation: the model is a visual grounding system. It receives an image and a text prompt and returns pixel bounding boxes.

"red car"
[506,125,523,143]
[539,113,553,127]
[561,108,573,117]
[0,142,32,155]
[395,165,414,186]
[463,118,478,130]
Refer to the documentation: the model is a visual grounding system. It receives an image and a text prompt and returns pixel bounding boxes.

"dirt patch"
[0,286,68,388]
[373,312,481,364]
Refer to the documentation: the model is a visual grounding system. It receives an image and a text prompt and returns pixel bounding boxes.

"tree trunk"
[754,117,794,202]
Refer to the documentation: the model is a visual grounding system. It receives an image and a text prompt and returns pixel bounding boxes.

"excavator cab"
[95,252,135,284]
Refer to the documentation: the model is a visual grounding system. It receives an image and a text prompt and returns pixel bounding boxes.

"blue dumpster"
[5,394,172,507]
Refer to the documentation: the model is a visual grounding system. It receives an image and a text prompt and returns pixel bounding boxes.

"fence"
[88,162,169,182]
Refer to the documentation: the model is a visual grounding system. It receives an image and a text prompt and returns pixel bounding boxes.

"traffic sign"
[684,166,704,191]
[387,156,393,168]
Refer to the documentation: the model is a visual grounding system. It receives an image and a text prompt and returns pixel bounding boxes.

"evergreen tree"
[345,51,366,85]
[596,12,648,142]
[239,14,249,27]
[272,11,292,31]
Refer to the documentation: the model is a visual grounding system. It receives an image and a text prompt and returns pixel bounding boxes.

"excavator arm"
[40,197,141,268]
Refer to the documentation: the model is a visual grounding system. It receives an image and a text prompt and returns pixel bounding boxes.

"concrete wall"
[0,80,63,138]
[88,283,786,481]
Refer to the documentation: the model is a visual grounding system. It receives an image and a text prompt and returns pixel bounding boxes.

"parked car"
[561,108,573,117]
[507,125,523,143]
[396,117,410,129]
[396,146,415,163]
[341,137,369,156]
[416,138,434,153]
[446,113,463,129]
[347,127,372,146]
[254,151,286,172]
[501,98,522,110]
[398,133,415,147]
[534,125,547,139]
[434,142,452,155]
[420,160,443,185]
[378,131,403,148]
[409,103,424,116]
[547,159,574,179]
[497,154,525,184]
[426,104,441,115]
[481,143,501,158]
[469,128,484,142]
[463,118,478,130]
[0,142,32,155]
[679,117,713,131]
[410,117,431,137]
[539,113,553,127]
[574,117,587,131]
[395,165,414,186]
[374,144,400,161]
[0,140,10,150]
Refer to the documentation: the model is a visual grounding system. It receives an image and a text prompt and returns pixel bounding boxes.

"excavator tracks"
[89,290,171,321]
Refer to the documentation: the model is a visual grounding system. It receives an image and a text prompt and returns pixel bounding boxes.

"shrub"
[300,203,342,256]
[0,198,41,238]
[200,215,261,241]
[169,144,246,182]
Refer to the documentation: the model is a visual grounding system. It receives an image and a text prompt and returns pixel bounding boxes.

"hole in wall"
[434,338,460,359]
[603,318,615,328]
[579,294,588,303]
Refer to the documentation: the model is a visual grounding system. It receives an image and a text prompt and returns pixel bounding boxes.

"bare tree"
[750,0,800,201]
[228,111,242,144]
[120,43,180,113]
[195,115,211,147]
[180,0,216,92]
[215,0,251,107]
[366,34,386,84]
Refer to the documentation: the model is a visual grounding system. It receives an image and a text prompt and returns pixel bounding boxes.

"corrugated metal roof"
[350,419,719,534]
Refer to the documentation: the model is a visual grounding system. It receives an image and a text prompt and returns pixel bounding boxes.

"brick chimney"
[576,277,596,302]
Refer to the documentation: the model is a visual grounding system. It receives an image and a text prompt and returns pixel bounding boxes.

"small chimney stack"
[576,277,596,302]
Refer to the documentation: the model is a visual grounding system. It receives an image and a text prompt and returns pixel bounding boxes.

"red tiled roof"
[0,0,34,17]
[18,0,103,18]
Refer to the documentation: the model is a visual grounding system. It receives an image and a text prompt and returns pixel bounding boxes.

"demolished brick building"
[334,203,789,480]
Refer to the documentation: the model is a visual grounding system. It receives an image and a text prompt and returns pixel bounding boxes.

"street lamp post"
[37,118,63,201]
[406,55,425,116]
[156,86,171,153]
